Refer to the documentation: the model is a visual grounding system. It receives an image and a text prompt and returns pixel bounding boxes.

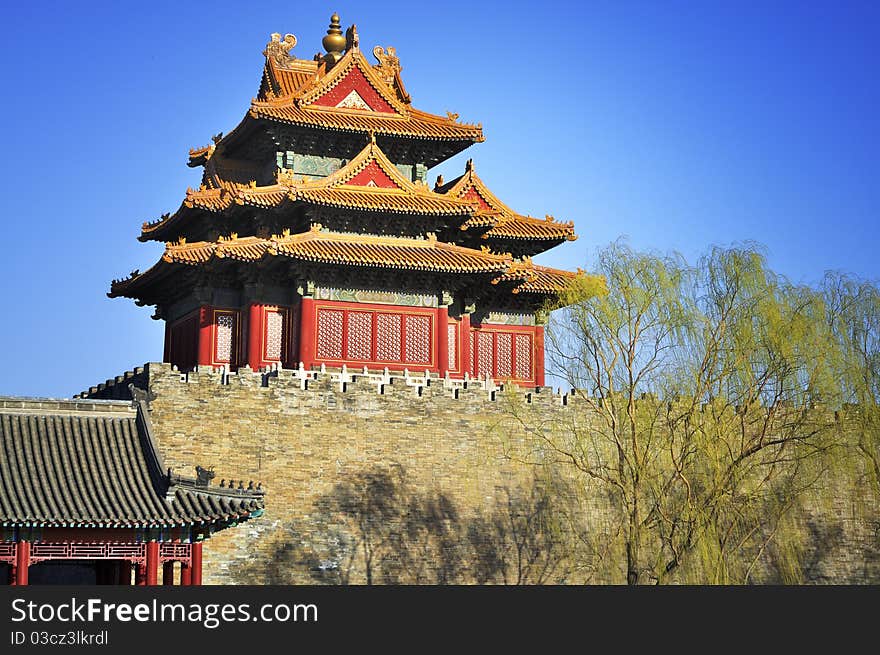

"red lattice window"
[471,329,535,381]
[347,312,373,360]
[496,333,513,378]
[447,323,458,371]
[265,310,285,361]
[315,304,435,367]
[515,334,532,380]
[376,313,402,361]
[215,312,237,363]
[317,309,344,359]
[405,315,431,363]
[477,332,494,377]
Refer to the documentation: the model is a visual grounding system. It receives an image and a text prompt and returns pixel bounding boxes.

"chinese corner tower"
[110,14,584,387]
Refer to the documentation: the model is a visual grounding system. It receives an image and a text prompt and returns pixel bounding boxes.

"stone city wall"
[82,363,879,584]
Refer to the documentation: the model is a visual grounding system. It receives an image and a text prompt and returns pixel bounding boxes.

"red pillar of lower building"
[197,306,214,367]
[13,541,29,585]
[436,306,449,375]
[145,542,159,586]
[247,303,264,370]
[162,562,175,586]
[298,297,316,369]
[460,314,472,379]
[180,562,192,586]
[135,562,146,586]
[534,325,545,387]
[191,543,203,586]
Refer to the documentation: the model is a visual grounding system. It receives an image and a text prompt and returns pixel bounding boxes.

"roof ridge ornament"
[195,466,216,487]
[264,32,298,68]
[373,46,400,72]
[322,13,346,66]
[276,166,297,186]
[345,24,359,52]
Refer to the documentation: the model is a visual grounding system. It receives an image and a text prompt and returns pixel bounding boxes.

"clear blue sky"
[0,1,877,397]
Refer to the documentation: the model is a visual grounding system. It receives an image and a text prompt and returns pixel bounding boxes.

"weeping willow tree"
[505,241,878,584]
[823,273,880,490]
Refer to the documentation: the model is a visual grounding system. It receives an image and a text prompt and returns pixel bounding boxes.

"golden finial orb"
[322,12,346,63]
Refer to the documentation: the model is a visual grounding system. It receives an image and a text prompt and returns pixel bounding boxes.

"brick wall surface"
[83,363,880,584]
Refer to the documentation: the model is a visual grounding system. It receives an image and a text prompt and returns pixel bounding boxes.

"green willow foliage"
[533,242,880,584]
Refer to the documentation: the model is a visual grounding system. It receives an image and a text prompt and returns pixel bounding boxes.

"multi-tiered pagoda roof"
[110,14,587,385]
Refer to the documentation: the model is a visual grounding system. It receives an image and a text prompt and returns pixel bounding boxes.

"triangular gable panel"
[461,186,494,211]
[336,89,371,110]
[344,161,402,189]
[310,65,397,113]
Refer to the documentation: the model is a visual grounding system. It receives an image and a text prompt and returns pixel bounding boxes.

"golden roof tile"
[142,140,476,240]
[296,49,411,115]
[250,48,482,141]
[112,230,514,297]
[259,55,318,100]
[439,160,577,242]
[492,260,580,295]
[250,103,483,141]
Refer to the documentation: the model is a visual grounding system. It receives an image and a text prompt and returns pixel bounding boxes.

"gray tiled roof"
[0,397,264,528]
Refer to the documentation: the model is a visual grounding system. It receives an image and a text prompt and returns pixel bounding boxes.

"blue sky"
[0,1,877,397]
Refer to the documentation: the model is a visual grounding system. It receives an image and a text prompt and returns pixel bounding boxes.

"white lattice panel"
[0,543,15,562]
[405,315,431,363]
[159,543,193,563]
[478,331,494,377]
[215,313,235,362]
[347,312,373,360]
[470,331,476,373]
[497,333,513,378]
[515,334,532,380]
[447,324,457,371]
[317,309,344,359]
[30,543,146,563]
[376,313,402,361]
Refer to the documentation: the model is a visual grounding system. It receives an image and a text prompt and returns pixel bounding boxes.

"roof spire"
[322,12,346,66]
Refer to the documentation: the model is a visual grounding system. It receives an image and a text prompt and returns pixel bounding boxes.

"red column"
[198,306,214,366]
[13,541,29,585]
[162,562,175,586]
[247,303,264,370]
[460,314,472,379]
[197,306,214,367]
[191,543,203,586]
[535,325,545,387]
[180,562,192,586]
[146,542,159,586]
[298,297,316,369]
[436,306,449,375]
